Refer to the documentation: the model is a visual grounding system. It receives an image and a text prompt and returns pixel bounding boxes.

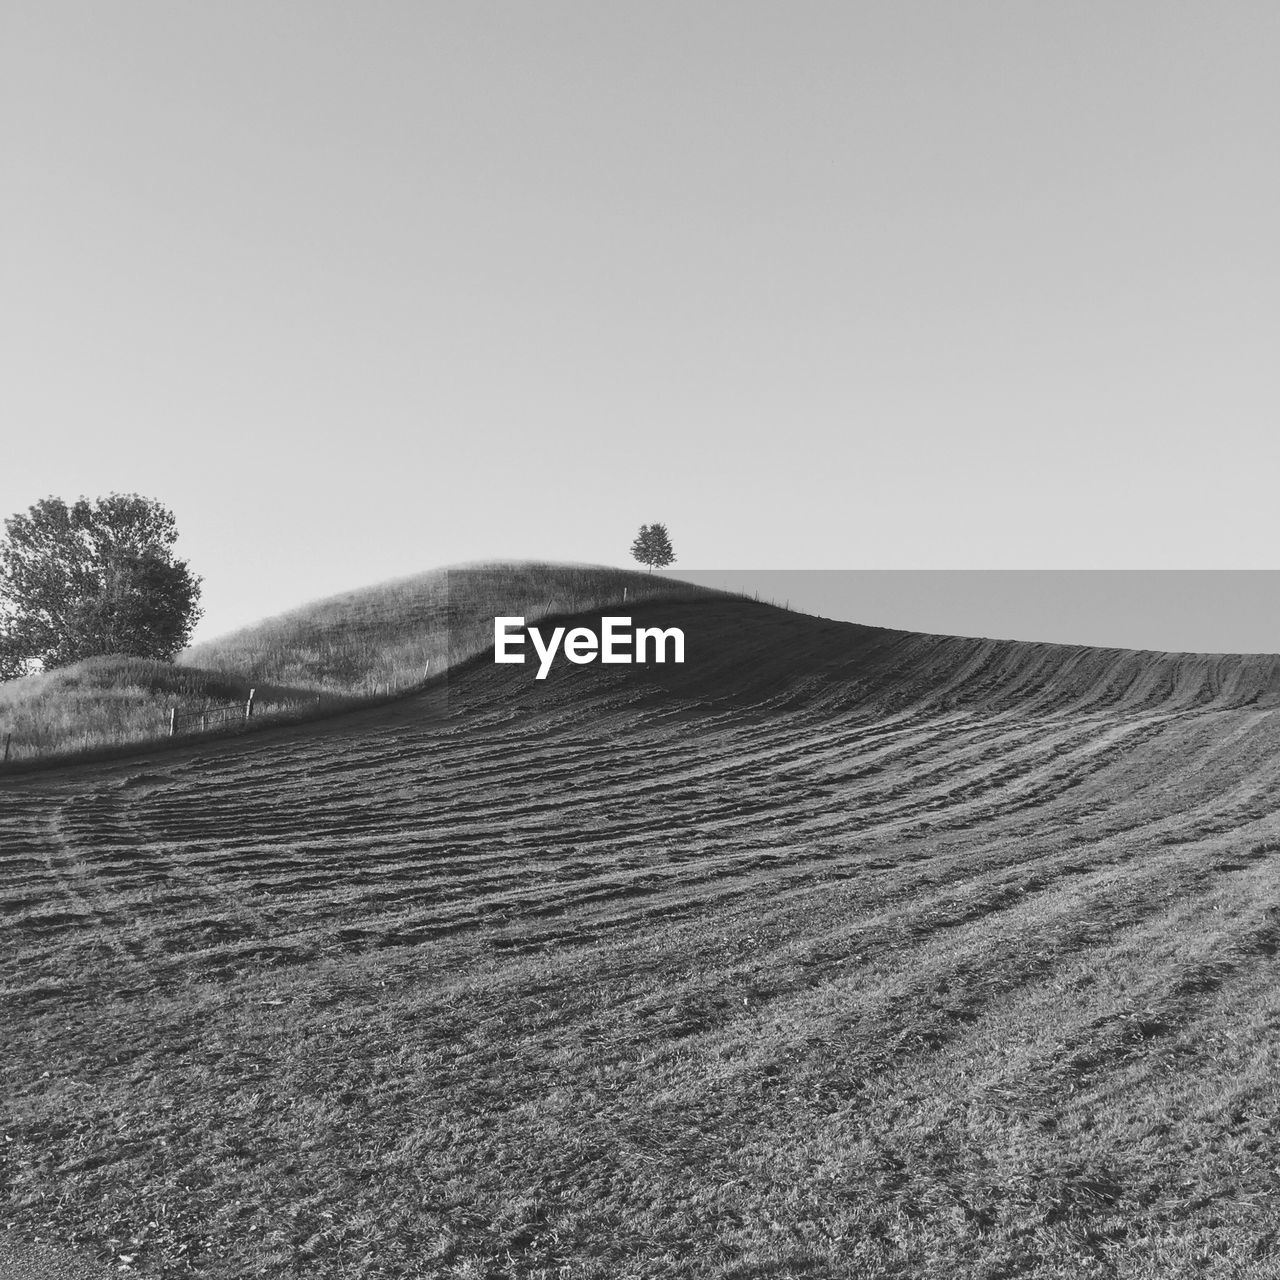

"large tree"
[630,522,676,572]
[0,494,202,676]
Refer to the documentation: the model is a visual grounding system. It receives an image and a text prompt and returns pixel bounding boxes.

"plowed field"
[5,599,1280,1278]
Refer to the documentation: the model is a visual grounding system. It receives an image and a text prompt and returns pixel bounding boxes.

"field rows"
[4,600,1280,1277]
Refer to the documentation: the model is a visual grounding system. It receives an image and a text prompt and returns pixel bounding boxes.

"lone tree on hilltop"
[0,494,202,678]
[630,522,675,573]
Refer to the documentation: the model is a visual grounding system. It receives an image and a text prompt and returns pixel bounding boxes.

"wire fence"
[170,689,257,736]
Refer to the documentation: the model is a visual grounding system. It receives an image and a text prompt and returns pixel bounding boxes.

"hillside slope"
[5,597,1280,1278]
[0,562,723,763]
[184,562,721,693]
[450,596,1280,723]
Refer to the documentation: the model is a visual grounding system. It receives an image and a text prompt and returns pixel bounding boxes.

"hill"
[0,656,329,764]
[184,562,720,693]
[4,593,1280,1277]
[0,562,721,764]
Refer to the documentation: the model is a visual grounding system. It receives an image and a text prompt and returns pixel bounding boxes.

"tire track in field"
[103,777,292,960]
[36,795,141,968]
[7,779,297,978]
[0,797,59,924]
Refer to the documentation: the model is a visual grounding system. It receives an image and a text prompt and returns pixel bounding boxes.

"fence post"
[169,708,176,737]
[2,733,10,763]
[246,688,256,719]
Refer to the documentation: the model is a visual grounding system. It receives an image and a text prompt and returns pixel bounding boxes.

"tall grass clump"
[0,657,319,764]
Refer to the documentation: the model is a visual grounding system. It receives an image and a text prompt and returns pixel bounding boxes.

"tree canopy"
[0,494,202,677]
[630,522,676,572]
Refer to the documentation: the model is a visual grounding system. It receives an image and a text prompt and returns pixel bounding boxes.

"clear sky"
[3,3,1277,646]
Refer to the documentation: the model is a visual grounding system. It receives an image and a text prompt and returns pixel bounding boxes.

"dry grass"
[185,562,719,696]
[0,658,322,765]
[0,562,723,765]
[4,597,1280,1277]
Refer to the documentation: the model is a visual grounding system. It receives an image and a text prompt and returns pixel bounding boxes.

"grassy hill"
[184,561,719,693]
[0,562,721,764]
[5,592,1280,1276]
